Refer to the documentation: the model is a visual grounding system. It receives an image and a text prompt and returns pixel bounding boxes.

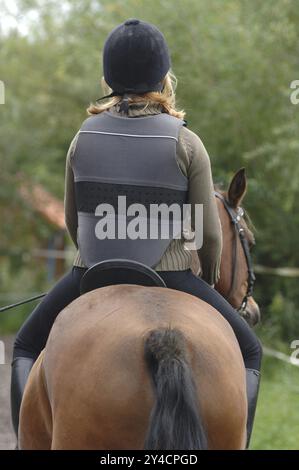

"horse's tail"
[143,327,207,450]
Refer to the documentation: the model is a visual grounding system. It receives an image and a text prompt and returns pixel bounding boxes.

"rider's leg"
[10,357,35,440]
[158,269,262,448]
[11,266,86,438]
[245,368,261,448]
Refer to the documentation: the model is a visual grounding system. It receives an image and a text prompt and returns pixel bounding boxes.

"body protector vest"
[72,111,188,268]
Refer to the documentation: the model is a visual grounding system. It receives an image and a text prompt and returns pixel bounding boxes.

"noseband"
[215,192,256,315]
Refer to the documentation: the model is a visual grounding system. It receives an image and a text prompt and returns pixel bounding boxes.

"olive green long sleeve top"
[64,103,222,285]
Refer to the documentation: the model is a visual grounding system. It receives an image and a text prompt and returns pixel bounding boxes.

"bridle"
[215,192,256,316]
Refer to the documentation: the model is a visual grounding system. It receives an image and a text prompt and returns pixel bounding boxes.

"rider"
[11,19,262,447]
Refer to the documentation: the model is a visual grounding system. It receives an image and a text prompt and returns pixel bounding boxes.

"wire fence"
[263,346,299,368]
[255,265,299,277]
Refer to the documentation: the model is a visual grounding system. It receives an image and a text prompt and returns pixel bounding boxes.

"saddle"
[80,258,166,295]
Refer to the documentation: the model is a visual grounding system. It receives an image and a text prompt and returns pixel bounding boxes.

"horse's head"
[215,168,260,326]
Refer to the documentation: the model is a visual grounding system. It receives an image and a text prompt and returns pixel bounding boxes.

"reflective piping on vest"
[79,130,178,141]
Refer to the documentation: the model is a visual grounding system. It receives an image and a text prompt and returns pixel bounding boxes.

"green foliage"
[1,3,299,450]
[252,356,299,450]
[0,256,48,334]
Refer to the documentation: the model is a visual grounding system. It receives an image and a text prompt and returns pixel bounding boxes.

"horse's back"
[20,285,247,449]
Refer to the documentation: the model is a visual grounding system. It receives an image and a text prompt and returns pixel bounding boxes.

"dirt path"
[0,335,16,449]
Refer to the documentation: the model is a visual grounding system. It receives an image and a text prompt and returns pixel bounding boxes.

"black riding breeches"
[13,267,262,370]
[13,267,86,360]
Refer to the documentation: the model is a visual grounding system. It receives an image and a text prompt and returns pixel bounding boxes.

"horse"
[18,168,258,450]
[192,167,260,327]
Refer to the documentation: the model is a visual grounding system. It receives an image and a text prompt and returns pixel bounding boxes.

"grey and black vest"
[72,111,188,268]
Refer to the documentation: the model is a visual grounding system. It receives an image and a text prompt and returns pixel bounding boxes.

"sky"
[0,0,72,36]
[0,0,39,35]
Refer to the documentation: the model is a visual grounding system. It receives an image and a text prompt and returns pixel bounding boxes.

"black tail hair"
[144,328,207,450]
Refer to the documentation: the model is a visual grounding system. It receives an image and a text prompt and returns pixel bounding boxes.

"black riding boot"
[246,368,261,448]
[10,357,35,438]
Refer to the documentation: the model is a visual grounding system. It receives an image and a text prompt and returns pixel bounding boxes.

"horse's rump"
[20,285,247,450]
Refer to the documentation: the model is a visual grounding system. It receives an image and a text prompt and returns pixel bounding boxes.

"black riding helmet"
[97,18,171,110]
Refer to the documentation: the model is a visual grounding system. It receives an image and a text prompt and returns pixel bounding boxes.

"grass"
[251,356,299,449]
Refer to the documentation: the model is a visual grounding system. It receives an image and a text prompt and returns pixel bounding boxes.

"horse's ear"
[227,168,247,208]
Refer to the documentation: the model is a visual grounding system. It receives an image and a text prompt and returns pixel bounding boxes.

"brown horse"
[192,168,260,326]
[19,169,257,450]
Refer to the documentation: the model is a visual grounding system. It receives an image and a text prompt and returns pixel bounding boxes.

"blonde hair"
[87,70,185,119]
